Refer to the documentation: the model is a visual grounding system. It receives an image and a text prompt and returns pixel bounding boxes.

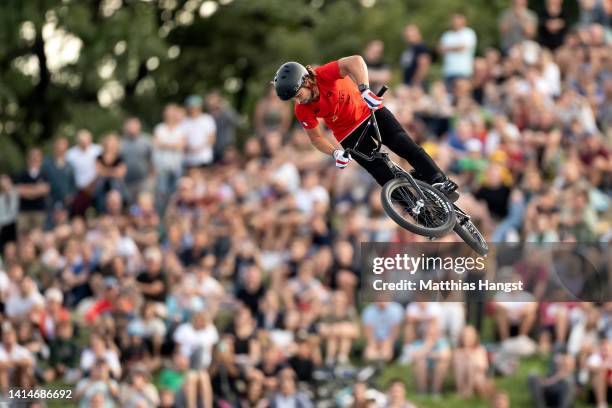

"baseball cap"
[185,95,203,108]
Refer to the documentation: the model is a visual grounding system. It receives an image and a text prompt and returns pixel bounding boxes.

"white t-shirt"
[173,323,219,368]
[0,343,34,364]
[181,114,216,166]
[5,291,44,320]
[294,186,329,215]
[80,348,122,379]
[66,144,103,189]
[440,27,477,77]
[153,122,186,174]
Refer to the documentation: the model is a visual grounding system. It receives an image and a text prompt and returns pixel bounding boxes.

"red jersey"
[294,60,375,142]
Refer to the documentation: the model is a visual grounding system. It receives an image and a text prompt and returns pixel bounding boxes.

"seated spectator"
[588,339,612,408]
[411,321,451,396]
[158,351,189,407]
[528,353,576,408]
[269,369,313,408]
[80,334,122,379]
[319,290,359,366]
[5,275,44,321]
[0,323,35,394]
[288,336,318,384]
[454,325,490,398]
[137,246,168,308]
[36,287,71,341]
[173,310,219,370]
[493,279,537,340]
[225,307,261,369]
[119,364,160,408]
[385,378,417,408]
[44,320,81,383]
[362,301,404,362]
[74,360,119,408]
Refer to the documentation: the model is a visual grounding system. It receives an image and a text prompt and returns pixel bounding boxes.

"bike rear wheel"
[381,178,456,238]
[453,207,489,255]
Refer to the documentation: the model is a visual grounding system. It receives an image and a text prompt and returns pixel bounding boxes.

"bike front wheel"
[381,178,456,238]
[453,207,489,255]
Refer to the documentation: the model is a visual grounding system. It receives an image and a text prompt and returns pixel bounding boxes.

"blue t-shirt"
[362,302,404,341]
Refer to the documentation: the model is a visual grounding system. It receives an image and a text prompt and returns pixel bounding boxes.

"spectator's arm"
[413,53,431,85]
[112,162,127,179]
[368,67,392,85]
[521,13,537,38]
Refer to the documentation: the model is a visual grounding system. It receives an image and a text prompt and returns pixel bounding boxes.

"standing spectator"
[538,0,568,51]
[498,0,538,53]
[121,117,152,204]
[362,301,404,362]
[153,103,186,211]
[205,90,240,163]
[181,94,217,169]
[400,24,432,88]
[254,85,292,137]
[0,175,18,249]
[13,148,50,234]
[362,40,392,93]
[438,13,477,91]
[578,0,609,27]
[94,133,128,214]
[66,129,102,216]
[42,137,76,212]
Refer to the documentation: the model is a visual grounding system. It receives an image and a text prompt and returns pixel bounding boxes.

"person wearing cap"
[181,94,217,169]
[37,287,70,341]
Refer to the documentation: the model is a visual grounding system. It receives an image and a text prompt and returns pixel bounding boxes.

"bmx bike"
[343,85,488,255]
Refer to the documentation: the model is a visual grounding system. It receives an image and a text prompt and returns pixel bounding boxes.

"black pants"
[340,107,443,187]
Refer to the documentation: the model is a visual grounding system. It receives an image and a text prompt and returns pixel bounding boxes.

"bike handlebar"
[343,85,388,160]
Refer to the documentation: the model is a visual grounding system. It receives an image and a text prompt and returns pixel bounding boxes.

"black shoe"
[432,178,459,202]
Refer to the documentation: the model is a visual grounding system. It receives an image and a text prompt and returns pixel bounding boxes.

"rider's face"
[293,84,315,105]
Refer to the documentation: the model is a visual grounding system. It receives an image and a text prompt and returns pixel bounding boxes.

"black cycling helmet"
[273,62,308,101]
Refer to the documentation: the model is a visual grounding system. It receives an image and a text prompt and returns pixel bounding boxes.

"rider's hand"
[333,149,351,169]
[361,87,382,110]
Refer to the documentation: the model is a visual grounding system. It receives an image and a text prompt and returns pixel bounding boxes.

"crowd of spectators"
[0,0,610,407]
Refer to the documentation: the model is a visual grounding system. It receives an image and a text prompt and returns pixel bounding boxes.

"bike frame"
[343,86,428,213]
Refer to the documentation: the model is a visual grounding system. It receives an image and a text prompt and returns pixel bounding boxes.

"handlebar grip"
[377,85,388,98]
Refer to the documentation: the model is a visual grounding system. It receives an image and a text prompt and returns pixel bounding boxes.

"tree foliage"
[0,0,518,171]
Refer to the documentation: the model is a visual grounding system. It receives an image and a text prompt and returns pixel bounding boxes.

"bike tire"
[381,178,456,238]
[453,209,489,255]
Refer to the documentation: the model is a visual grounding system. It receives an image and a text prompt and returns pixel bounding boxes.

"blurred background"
[0,0,610,407]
